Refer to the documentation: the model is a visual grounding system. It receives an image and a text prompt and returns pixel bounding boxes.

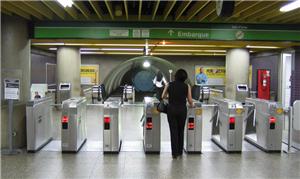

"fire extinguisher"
[257,69,271,100]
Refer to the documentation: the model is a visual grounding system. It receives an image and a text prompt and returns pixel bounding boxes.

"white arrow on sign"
[168,29,174,36]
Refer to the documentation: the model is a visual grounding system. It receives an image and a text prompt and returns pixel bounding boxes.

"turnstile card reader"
[61,97,87,152]
[26,97,53,152]
[244,98,284,152]
[58,82,71,104]
[143,97,161,153]
[210,97,245,152]
[236,84,249,103]
[103,97,122,153]
[184,101,203,153]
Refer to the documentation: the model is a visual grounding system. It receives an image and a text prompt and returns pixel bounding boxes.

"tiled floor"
[1,148,300,179]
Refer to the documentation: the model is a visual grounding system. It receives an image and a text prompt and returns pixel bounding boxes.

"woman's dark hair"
[156,71,163,81]
[175,69,188,82]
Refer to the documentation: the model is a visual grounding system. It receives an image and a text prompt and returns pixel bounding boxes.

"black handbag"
[157,100,168,113]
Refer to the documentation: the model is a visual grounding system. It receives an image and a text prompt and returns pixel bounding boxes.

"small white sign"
[109,29,129,37]
[132,29,141,38]
[141,29,150,38]
[4,79,20,100]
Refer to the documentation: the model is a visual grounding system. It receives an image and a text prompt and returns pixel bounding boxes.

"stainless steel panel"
[26,97,53,151]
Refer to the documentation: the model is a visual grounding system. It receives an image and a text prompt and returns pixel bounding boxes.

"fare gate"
[184,101,203,153]
[210,97,245,152]
[142,97,161,154]
[244,98,284,152]
[103,97,122,153]
[61,97,87,152]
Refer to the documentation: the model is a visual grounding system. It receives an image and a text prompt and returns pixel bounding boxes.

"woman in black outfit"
[162,69,194,159]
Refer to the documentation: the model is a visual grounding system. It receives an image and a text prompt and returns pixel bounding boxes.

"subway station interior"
[1,0,300,178]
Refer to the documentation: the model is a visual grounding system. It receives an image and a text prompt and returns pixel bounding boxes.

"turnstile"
[61,97,87,152]
[244,98,284,152]
[26,97,53,152]
[143,97,161,153]
[103,97,122,153]
[184,101,203,153]
[210,97,245,152]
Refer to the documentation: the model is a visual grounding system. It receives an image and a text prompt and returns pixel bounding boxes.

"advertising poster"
[80,65,99,85]
[195,66,225,85]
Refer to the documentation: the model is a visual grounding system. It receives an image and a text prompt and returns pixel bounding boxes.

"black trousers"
[167,104,187,156]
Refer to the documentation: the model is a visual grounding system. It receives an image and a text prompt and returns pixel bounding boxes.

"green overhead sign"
[34,26,300,41]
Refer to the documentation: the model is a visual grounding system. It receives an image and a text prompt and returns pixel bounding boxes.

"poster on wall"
[195,66,226,85]
[80,65,99,85]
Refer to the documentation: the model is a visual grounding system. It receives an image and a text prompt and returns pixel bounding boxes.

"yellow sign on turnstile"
[195,109,202,116]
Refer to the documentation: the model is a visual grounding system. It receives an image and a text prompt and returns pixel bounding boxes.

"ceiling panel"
[1,0,299,24]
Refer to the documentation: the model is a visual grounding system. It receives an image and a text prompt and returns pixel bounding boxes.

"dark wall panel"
[291,51,300,104]
[250,53,280,98]
[31,51,56,84]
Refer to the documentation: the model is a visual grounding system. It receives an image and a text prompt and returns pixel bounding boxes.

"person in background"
[196,67,208,85]
[162,69,194,159]
[34,91,41,99]
[153,71,167,100]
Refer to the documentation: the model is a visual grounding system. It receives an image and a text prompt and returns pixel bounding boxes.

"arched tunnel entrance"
[103,56,179,101]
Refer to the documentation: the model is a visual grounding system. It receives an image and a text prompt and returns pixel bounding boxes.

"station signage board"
[34,26,300,41]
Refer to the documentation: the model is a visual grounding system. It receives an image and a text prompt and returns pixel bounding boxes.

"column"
[57,47,81,97]
[225,49,250,100]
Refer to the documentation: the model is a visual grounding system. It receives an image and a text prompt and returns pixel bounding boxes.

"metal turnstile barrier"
[26,97,53,152]
[142,97,161,153]
[61,97,87,152]
[103,97,122,153]
[184,101,203,153]
[244,98,284,152]
[210,97,245,152]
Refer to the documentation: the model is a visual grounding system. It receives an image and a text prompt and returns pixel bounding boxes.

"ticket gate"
[61,97,87,152]
[210,97,245,152]
[26,97,53,152]
[103,97,122,153]
[142,97,161,153]
[184,101,203,153]
[244,98,284,152]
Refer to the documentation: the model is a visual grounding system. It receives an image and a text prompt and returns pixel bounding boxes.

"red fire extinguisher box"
[257,69,271,100]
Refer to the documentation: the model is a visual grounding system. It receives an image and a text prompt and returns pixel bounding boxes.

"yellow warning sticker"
[276,108,284,115]
[195,109,202,116]
[236,108,244,115]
